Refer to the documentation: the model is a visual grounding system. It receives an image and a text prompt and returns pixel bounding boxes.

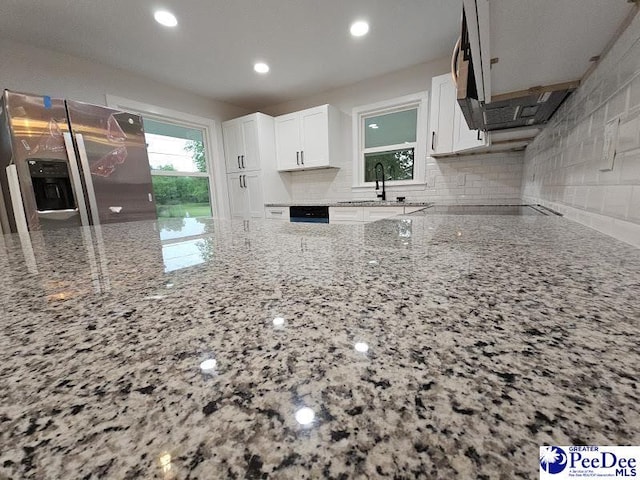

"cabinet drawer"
[329,206,363,222]
[403,206,426,214]
[362,207,404,222]
[265,206,290,220]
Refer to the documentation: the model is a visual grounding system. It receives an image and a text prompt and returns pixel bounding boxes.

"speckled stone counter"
[264,201,433,208]
[0,213,639,479]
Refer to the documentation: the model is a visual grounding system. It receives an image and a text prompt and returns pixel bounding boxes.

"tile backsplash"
[522,10,640,247]
[288,151,525,204]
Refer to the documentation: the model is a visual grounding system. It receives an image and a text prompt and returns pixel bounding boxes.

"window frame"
[105,95,228,218]
[352,92,429,191]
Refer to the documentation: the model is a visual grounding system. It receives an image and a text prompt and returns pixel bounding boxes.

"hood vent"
[482,85,578,131]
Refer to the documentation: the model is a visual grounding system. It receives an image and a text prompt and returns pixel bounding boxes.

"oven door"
[289,206,329,223]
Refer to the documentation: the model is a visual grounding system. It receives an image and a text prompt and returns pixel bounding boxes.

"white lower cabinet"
[362,206,404,222]
[329,206,364,223]
[227,172,264,218]
[264,206,290,220]
[403,206,426,215]
[329,206,418,223]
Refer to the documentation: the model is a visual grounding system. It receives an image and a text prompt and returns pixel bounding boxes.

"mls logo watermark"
[540,446,639,479]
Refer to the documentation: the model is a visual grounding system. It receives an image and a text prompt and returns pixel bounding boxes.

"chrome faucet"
[374,162,386,201]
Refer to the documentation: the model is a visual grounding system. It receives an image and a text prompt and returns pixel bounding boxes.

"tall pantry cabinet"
[222,113,289,218]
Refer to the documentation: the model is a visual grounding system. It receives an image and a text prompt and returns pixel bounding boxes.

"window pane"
[364,148,414,182]
[364,109,417,148]
[144,118,207,173]
[152,176,212,218]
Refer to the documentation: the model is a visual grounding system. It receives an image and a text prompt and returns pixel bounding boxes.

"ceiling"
[490,0,635,95]
[0,0,461,110]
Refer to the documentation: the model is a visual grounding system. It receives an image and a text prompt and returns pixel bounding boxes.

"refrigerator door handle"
[63,132,90,227]
[5,165,30,235]
[75,133,101,226]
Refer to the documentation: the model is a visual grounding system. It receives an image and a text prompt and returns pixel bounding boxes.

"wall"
[263,58,525,204]
[0,38,248,121]
[521,9,640,248]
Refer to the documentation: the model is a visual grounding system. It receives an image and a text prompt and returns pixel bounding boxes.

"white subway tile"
[585,186,605,212]
[610,218,640,248]
[573,186,588,208]
[629,186,640,222]
[602,185,633,218]
[606,90,628,121]
[618,150,640,183]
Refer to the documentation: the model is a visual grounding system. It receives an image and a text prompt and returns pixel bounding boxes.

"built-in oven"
[289,205,329,223]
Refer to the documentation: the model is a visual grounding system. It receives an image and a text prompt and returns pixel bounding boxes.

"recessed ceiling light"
[354,342,369,353]
[154,10,178,27]
[350,20,369,37]
[254,62,270,74]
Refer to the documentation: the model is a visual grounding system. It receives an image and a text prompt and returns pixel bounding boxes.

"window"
[144,118,212,218]
[352,92,428,190]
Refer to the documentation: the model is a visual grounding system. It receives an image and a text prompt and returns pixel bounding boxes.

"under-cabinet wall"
[522,9,640,247]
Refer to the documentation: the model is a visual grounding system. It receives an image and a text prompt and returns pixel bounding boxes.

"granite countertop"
[265,201,433,208]
[1,213,639,479]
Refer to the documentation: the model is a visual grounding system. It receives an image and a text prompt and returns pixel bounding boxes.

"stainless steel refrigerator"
[0,90,156,233]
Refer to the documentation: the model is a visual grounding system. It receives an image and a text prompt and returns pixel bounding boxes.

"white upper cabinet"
[275,104,341,171]
[453,102,487,152]
[223,114,261,173]
[429,73,488,156]
[274,114,299,170]
[429,74,456,155]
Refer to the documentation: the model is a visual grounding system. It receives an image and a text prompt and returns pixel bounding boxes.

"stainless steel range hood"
[455,3,579,132]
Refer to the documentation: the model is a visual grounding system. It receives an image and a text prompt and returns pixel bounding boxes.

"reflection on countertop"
[0,214,639,478]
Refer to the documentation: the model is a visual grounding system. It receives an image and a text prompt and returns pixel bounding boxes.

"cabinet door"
[241,117,260,171]
[275,114,301,170]
[300,107,329,168]
[244,172,265,218]
[329,207,363,223]
[429,73,456,155]
[227,173,246,218]
[223,122,242,173]
[453,102,487,152]
[362,206,405,222]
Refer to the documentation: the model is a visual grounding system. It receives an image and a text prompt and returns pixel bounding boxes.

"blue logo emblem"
[540,446,568,474]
